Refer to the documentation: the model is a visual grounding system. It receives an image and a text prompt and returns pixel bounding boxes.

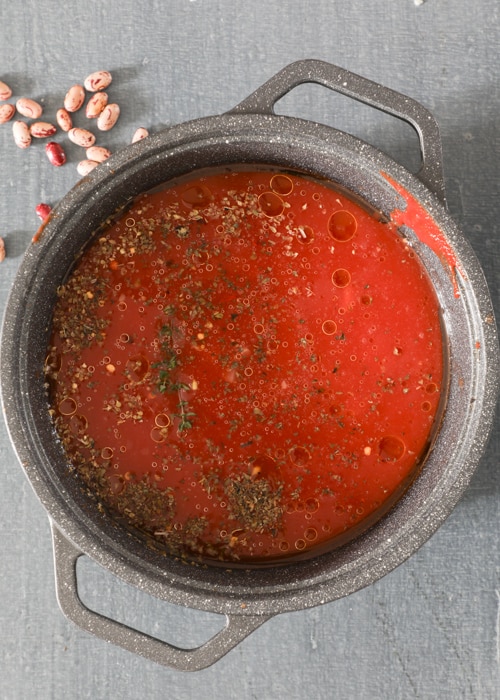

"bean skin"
[0,80,13,101]
[45,141,67,166]
[97,103,120,131]
[84,71,112,92]
[56,108,73,132]
[77,159,99,176]
[16,97,43,119]
[131,127,149,143]
[0,103,16,124]
[30,121,57,138]
[86,145,111,162]
[36,203,52,221]
[68,127,96,148]
[64,84,85,113]
[85,92,108,118]
[12,120,32,149]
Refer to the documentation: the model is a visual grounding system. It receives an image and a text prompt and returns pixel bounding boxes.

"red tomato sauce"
[46,169,446,565]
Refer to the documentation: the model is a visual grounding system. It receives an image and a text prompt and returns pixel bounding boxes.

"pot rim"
[1,109,499,616]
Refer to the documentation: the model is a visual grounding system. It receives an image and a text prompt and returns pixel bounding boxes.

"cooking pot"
[1,60,498,671]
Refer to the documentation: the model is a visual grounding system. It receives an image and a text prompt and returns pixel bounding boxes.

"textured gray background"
[0,1,499,698]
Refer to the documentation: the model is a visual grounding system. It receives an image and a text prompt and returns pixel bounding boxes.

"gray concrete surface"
[0,1,499,698]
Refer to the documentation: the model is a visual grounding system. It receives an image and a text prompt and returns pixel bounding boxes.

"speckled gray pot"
[1,60,498,671]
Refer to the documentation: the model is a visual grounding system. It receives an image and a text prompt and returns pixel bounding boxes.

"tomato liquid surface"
[46,169,446,565]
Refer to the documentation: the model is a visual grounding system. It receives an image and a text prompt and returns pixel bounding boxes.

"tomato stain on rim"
[381,171,464,298]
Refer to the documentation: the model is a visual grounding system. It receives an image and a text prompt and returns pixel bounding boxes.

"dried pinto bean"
[85,145,111,162]
[56,108,73,132]
[64,84,85,113]
[30,121,57,138]
[12,120,32,149]
[68,127,96,148]
[97,103,120,131]
[0,80,13,101]
[16,97,43,119]
[85,92,108,118]
[36,203,52,221]
[0,236,5,262]
[131,127,149,143]
[77,159,99,176]
[0,103,16,124]
[45,141,67,166]
[84,70,112,92]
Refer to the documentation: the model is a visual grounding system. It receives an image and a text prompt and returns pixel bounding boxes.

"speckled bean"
[45,141,67,166]
[12,120,32,149]
[77,159,99,176]
[0,80,12,101]
[36,203,52,221]
[0,236,5,262]
[85,145,111,162]
[84,70,112,92]
[97,103,120,131]
[85,92,108,119]
[64,84,85,113]
[56,108,73,132]
[16,97,43,119]
[68,127,96,148]
[30,121,57,138]
[0,103,16,124]
[131,127,149,143]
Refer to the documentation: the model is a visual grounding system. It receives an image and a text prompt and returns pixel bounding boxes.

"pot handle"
[229,59,446,204]
[50,523,272,671]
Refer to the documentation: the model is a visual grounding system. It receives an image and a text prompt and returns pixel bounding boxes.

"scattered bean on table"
[16,97,43,119]
[64,85,86,113]
[12,120,32,149]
